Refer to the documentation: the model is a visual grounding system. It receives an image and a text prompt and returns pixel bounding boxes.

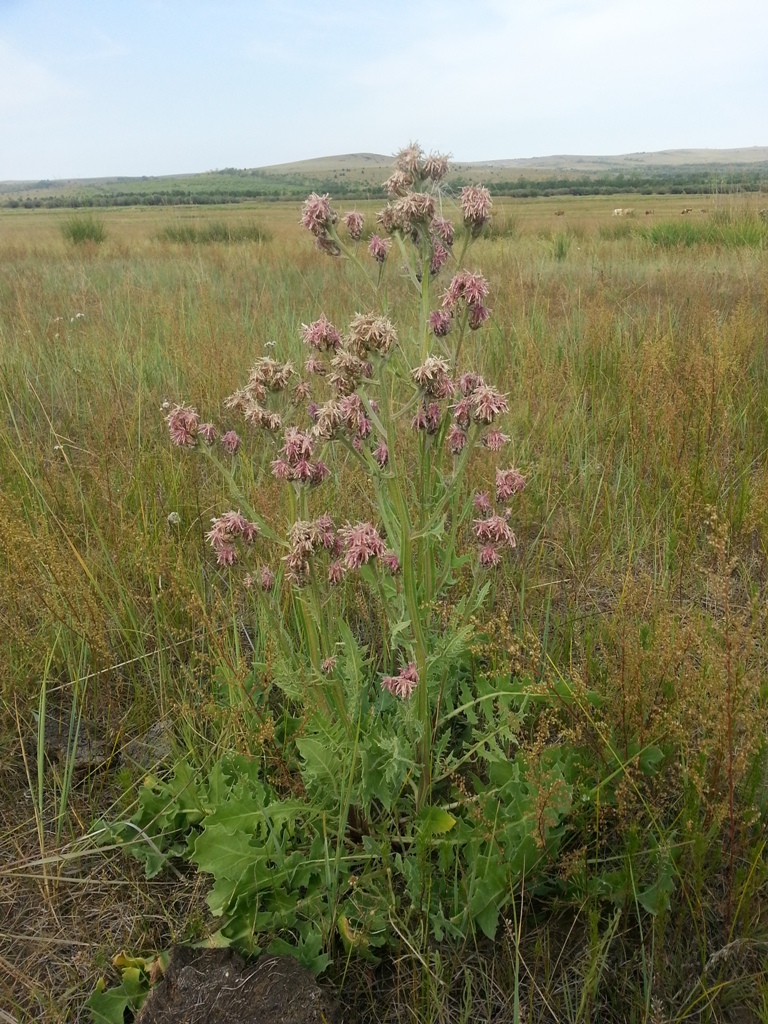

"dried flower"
[368,234,392,263]
[260,566,275,591]
[468,303,491,330]
[395,143,424,176]
[198,422,217,444]
[220,430,241,454]
[460,184,492,233]
[346,313,398,357]
[423,152,450,182]
[167,404,199,447]
[343,211,364,240]
[381,550,401,573]
[301,315,341,352]
[206,510,259,565]
[321,656,337,674]
[428,309,452,338]
[432,217,454,247]
[447,423,468,454]
[384,169,413,198]
[381,661,419,700]
[496,467,526,501]
[473,491,492,513]
[306,355,326,376]
[292,380,312,403]
[483,429,510,452]
[479,544,501,567]
[456,372,486,396]
[316,235,341,257]
[442,270,490,310]
[471,385,508,424]
[430,243,449,277]
[301,192,337,236]
[340,521,387,569]
[412,355,451,393]
[474,513,516,548]
[167,511,181,526]
[374,440,389,467]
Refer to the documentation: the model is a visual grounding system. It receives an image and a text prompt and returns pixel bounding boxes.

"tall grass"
[59,212,107,244]
[2,203,768,1021]
[156,219,271,244]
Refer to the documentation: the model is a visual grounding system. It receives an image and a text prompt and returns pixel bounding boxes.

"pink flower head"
[395,143,424,176]
[479,544,501,568]
[390,191,435,230]
[447,423,467,455]
[426,403,441,434]
[198,422,217,445]
[381,661,419,700]
[206,510,258,565]
[281,426,314,464]
[271,458,291,480]
[411,406,428,432]
[220,430,241,455]
[423,152,450,182]
[384,169,413,198]
[483,430,511,452]
[452,396,472,427]
[300,192,337,237]
[310,460,330,485]
[167,404,199,447]
[474,513,517,549]
[340,521,387,569]
[412,355,451,394]
[374,440,389,467]
[293,458,314,482]
[442,270,490,311]
[473,491,492,513]
[368,234,392,263]
[496,467,526,502]
[346,313,398,357]
[343,211,364,240]
[301,314,341,352]
[432,217,455,247]
[260,566,275,591]
[321,656,337,674]
[460,184,492,233]
[468,303,491,331]
[456,372,486,396]
[471,385,509,424]
[328,560,345,585]
[305,356,326,376]
[428,309,453,338]
[312,514,336,549]
[430,243,449,277]
[381,550,401,574]
[292,380,312,403]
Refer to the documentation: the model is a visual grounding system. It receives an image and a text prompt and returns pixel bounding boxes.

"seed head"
[343,211,364,240]
[301,315,341,352]
[368,234,392,263]
[301,192,337,236]
[460,184,492,233]
[167,404,199,447]
[220,430,241,455]
[496,467,526,501]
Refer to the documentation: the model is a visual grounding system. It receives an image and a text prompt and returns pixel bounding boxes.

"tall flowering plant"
[144,145,569,962]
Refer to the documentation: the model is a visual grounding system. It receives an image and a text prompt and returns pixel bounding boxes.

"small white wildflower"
[161,400,171,410]
[167,511,181,526]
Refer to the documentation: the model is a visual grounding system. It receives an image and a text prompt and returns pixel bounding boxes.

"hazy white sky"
[1,0,766,180]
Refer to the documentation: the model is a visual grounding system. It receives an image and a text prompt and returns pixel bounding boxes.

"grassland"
[1,187,768,1022]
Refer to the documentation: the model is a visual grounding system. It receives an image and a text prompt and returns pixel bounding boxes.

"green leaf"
[418,806,456,839]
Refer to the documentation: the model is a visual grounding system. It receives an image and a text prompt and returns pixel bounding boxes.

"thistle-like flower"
[471,385,509,424]
[422,152,450,182]
[343,211,364,241]
[374,440,389,467]
[442,270,490,310]
[346,313,398,357]
[301,315,341,352]
[432,217,454,247]
[447,423,468,454]
[368,234,392,263]
[167,404,199,447]
[496,467,526,501]
[381,662,419,700]
[460,184,492,234]
[340,521,387,569]
[428,309,452,338]
[474,514,516,548]
[220,430,241,454]
[468,303,491,330]
[483,429,511,452]
[198,422,217,445]
[301,192,337,237]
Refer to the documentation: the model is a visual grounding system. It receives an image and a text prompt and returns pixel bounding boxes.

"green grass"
[59,212,108,244]
[156,219,271,243]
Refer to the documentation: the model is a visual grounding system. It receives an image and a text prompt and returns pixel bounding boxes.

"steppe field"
[2,185,768,1023]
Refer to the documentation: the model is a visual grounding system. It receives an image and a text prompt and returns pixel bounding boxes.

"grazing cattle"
[613,208,623,216]
[623,208,635,216]
[554,210,565,217]
[681,207,693,215]
[645,209,654,215]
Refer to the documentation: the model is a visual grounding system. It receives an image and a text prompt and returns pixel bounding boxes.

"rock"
[122,720,173,770]
[136,947,341,1024]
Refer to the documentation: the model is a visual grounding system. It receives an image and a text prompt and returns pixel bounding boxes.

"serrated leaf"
[418,806,456,839]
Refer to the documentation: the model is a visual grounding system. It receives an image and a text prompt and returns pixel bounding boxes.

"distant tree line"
[3,169,766,209]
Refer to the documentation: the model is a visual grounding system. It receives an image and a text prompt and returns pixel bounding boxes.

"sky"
[1,0,766,180]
